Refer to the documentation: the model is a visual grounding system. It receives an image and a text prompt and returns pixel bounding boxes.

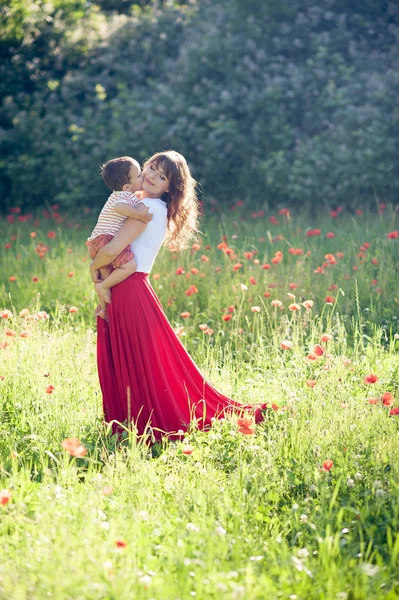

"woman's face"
[142,162,170,198]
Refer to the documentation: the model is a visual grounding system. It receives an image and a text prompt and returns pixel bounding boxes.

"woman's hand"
[90,212,148,272]
[90,264,102,283]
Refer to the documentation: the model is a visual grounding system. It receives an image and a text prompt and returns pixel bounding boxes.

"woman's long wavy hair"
[143,151,199,250]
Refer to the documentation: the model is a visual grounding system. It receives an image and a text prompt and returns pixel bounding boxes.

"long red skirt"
[97,272,265,440]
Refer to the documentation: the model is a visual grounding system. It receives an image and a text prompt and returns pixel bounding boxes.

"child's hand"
[90,263,102,283]
[139,208,153,223]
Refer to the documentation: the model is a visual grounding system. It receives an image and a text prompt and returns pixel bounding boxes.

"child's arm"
[114,202,153,223]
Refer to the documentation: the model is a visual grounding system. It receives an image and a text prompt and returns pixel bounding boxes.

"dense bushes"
[1,0,398,212]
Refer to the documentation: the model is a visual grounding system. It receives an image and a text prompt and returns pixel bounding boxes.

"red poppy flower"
[175,267,185,275]
[314,266,325,274]
[263,292,271,298]
[326,232,335,239]
[262,263,271,269]
[69,306,79,313]
[251,306,261,313]
[67,271,74,278]
[364,373,378,384]
[1,310,13,319]
[306,380,317,388]
[36,311,49,319]
[0,489,12,505]
[61,438,87,457]
[312,344,325,356]
[289,283,298,290]
[281,340,293,350]
[288,248,304,255]
[249,277,257,285]
[181,312,190,319]
[325,296,335,304]
[237,416,255,435]
[227,306,236,313]
[222,314,232,322]
[5,329,16,337]
[387,231,398,239]
[289,303,300,311]
[306,229,321,237]
[201,255,210,262]
[9,276,17,282]
[389,407,399,416]
[191,243,201,251]
[46,385,55,394]
[233,263,242,271]
[271,300,282,308]
[322,459,334,471]
[47,231,56,239]
[185,285,198,296]
[115,538,128,549]
[182,445,194,455]
[321,334,332,343]
[381,392,394,406]
[269,216,279,225]
[303,300,313,309]
[367,398,379,405]
[325,253,337,265]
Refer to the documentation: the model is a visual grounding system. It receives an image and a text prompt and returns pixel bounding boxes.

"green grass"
[0,203,398,599]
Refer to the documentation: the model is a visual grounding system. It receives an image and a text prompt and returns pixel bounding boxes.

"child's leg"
[99,267,112,281]
[95,258,137,306]
[95,267,112,319]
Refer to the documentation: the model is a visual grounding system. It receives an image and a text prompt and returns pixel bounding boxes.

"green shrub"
[1,0,398,211]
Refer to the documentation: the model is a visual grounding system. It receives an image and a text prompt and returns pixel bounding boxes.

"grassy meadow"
[0,201,399,599]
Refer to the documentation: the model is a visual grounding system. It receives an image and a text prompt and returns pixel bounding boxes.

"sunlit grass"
[0,203,398,598]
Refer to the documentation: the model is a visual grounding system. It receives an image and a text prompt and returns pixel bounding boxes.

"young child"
[87,156,152,319]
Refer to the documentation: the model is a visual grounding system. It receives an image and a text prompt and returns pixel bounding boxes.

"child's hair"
[144,151,199,250]
[101,156,137,191]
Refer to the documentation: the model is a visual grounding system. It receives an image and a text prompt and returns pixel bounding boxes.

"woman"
[90,151,265,441]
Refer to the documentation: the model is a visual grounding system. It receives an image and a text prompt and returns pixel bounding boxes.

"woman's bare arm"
[90,212,148,281]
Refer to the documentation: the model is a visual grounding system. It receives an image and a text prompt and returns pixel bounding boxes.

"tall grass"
[0,203,398,599]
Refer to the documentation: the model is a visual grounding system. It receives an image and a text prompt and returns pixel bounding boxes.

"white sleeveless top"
[131,197,168,273]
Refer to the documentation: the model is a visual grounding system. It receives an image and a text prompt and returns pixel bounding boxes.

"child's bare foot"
[94,303,108,320]
[95,282,111,305]
[98,308,108,321]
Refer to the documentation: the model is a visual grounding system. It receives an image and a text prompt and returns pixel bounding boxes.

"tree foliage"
[1,0,398,211]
